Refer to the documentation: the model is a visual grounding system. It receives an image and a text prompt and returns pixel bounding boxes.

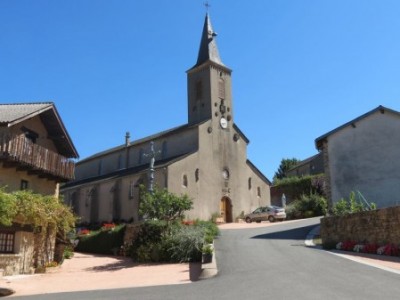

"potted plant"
[202,244,213,264]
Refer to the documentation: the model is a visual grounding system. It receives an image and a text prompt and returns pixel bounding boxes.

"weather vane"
[204,1,211,12]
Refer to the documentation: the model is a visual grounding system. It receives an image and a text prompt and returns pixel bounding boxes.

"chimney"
[125,132,130,146]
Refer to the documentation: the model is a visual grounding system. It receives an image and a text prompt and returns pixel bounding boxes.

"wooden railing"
[0,134,75,181]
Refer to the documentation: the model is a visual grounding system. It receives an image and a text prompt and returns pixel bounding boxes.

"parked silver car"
[244,206,286,223]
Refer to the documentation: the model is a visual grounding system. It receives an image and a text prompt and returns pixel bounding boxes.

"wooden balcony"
[0,135,75,181]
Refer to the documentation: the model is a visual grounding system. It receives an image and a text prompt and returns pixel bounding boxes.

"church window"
[214,102,218,107]
[227,115,232,121]
[257,187,261,197]
[233,133,239,142]
[129,181,134,199]
[215,112,218,117]
[183,175,188,188]
[162,141,167,159]
[218,78,225,100]
[196,80,202,100]
[195,169,199,182]
[0,231,14,253]
[248,177,252,190]
[71,191,80,215]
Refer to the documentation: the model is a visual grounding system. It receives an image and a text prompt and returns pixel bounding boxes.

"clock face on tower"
[220,117,228,129]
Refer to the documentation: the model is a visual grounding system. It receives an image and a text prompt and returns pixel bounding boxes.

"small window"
[218,78,225,99]
[183,175,188,188]
[195,169,199,182]
[129,181,134,199]
[257,187,261,197]
[0,231,14,253]
[248,178,252,190]
[196,80,203,100]
[20,180,28,190]
[162,141,168,159]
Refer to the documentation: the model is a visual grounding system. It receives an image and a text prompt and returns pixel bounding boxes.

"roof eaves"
[246,159,271,185]
[315,105,399,150]
[233,123,250,144]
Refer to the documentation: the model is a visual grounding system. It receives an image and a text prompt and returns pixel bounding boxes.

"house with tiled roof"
[0,102,78,275]
[0,102,78,195]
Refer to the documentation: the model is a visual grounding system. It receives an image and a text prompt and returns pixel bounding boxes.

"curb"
[305,225,400,275]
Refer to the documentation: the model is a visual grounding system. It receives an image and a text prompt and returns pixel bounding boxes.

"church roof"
[78,119,209,164]
[62,151,196,189]
[0,102,79,158]
[193,13,225,68]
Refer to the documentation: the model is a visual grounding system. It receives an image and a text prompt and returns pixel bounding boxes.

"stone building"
[61,13,271,224]
[315,105,400,208]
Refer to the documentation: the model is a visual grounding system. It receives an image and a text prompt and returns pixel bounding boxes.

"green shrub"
[75,224,126,255]
[63,246,74,259]
[273,174,325,204]
[332,191,377,216]
[285,193,327,220]
[194,220,219,239]
[167,225,204,262]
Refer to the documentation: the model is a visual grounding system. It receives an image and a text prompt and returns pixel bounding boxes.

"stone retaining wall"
[321,206,400,246]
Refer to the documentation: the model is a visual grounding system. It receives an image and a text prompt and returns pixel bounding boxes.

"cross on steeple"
[204,1,211,12]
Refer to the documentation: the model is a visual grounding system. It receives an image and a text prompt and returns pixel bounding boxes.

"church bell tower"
[187,14,233,128]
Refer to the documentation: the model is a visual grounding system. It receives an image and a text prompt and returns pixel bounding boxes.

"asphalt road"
[14,218,400,300]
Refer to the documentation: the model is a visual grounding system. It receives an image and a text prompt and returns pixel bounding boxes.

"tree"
[273,158,300,183]
[139,186,193,222]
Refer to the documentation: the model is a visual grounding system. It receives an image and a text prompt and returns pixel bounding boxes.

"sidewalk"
[1,253,192,297]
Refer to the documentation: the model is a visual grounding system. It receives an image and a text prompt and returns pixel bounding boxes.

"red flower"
[342,240,357,251]
[79,229,90,235]
[102,223,116,230]
[383,244,399,256]
[363,243,379,254]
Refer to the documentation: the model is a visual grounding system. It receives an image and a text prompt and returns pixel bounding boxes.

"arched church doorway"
[220,197,233,223]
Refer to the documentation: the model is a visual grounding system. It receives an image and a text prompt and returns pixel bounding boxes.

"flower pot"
[202,253,212,264]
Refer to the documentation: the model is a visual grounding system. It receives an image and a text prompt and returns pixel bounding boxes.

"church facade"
[61,14,271,223]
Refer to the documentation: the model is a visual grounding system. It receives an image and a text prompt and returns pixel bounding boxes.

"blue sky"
[1,0,400,180]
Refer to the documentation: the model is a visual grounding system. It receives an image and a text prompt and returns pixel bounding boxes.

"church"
[61,14,271,224]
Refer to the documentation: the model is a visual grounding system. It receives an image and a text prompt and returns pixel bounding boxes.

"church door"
[220,197,233,223]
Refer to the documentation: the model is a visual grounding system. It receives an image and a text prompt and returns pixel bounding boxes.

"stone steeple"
[194,13,224,68]
[187,13,233,126]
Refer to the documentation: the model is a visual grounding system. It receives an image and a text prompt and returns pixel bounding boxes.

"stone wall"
[321,206,400,246]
